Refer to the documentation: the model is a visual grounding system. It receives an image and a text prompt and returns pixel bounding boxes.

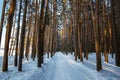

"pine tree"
[0,0,6,46]
[18,0,28,71]
[2,0,16,72]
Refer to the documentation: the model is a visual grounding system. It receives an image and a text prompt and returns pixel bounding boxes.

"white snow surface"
[0,51,120,80]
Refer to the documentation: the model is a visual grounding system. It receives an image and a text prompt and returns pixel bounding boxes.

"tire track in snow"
[38,56,57,80]
[59,53,97,80]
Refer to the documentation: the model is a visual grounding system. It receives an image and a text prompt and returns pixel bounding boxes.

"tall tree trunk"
[74,0,79,61]
[103,0,108,63]
[2,0,16,72]
[90,0,102,71]
[78,0,83,62]
[37,0,45,67]
[18,0,28,71]
[84,1,89,60]
[112,0,120,66]
[14,0,22,66]
[95,0,102,71]
[31,0,38,61]
[0,0,6,46]
[51,0,57,57]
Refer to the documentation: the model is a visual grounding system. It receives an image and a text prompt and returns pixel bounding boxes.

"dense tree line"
[0,0,120,72]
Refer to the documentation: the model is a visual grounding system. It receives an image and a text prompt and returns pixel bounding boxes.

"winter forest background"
[0,0,120,80]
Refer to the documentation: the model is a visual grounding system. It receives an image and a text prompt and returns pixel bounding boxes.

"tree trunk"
[37,0,45,67]
[112,0,120,66]
[95,0,102,71]
[103,0,108,63]
[2,0,16,72]
[31,0,38,61]
[90,0,102,71]
[14,0,22,66]
[18,0,28,71]
[0,0,6,46]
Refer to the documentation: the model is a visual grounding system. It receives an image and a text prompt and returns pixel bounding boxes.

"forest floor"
[0,51,120,80]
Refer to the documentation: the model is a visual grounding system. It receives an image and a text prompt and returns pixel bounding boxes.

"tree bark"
[2,0,16,72]
[0,0,6,46]
[18,0,28,71]
[37,0,45,67]
[14,0,22,66]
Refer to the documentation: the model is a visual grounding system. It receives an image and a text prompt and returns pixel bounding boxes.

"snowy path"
[39,52,97,80]
[0,52,120,80]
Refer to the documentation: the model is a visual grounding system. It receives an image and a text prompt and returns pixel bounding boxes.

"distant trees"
[61,0,119,71]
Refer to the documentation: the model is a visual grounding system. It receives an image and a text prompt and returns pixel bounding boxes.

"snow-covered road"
[0,51,120,80]
[39,52,97,80]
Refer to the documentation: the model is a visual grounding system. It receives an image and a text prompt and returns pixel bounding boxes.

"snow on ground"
[67,52,120,80]
[83,53,120,80]
[0,51,120,80]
